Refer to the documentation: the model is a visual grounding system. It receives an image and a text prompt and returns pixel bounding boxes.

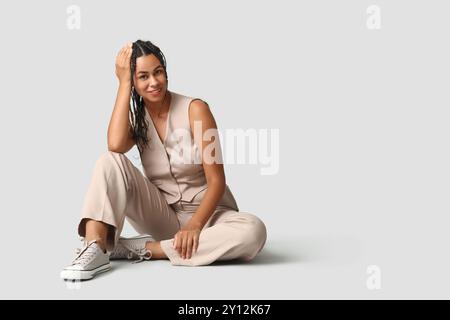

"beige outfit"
[78,91,267,266]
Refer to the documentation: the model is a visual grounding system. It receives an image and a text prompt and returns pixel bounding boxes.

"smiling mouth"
[148,88,161,94]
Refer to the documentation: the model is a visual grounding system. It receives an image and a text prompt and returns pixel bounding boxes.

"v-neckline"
[145,92,173,147]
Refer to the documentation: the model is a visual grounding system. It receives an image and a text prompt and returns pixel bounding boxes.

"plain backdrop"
[0,0,449,299]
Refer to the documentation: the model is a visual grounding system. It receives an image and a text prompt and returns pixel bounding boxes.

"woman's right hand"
[115,42,133,84]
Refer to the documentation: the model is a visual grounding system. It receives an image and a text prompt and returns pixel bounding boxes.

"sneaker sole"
[60,263,111,281]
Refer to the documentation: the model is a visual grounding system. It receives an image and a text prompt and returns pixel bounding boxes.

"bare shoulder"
[188,98,218,133]
[189,98,211,115]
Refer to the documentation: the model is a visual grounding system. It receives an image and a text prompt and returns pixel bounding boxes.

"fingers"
[193,234,199,255]
[173,231,199,260]
[186,236,193,259]
[115,47,124,64]
[173,232,179,251]
[116,44,132,66]
[126,46,132,65]
[181,234,187,259]
[173,231,184,258]
[121,47,132,67]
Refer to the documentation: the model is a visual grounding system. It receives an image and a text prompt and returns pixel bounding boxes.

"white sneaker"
[60,240,111,281]
[109,235,154,263]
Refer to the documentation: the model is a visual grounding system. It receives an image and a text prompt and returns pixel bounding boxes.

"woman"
[61,40,267,281]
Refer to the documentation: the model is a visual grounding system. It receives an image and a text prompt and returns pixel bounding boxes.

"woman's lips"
[148,88,162,96]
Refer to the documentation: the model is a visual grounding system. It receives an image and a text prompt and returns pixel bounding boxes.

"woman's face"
[133,53,168,103]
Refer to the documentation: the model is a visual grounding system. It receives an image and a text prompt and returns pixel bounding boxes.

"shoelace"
[72,241,98,267]
[126,247,152,264]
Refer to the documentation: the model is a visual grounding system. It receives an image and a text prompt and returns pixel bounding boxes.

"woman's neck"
[145,91,171,117]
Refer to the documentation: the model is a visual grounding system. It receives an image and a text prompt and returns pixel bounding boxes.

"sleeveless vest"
[140,91,239,210]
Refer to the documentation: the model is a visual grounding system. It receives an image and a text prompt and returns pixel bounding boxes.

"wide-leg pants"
[77,151,267,266]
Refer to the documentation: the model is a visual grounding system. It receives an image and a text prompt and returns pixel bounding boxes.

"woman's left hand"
[173,226,201,259]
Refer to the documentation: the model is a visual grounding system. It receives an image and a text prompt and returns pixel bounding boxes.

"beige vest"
[140,91,239,210]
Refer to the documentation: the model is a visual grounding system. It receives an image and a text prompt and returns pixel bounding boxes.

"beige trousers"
[78,151,267,266]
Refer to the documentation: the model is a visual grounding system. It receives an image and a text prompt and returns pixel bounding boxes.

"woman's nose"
[149,75,159,86]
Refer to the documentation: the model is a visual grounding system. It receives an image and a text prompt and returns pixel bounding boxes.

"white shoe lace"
[125,246,152,264]
[72,240,101,267]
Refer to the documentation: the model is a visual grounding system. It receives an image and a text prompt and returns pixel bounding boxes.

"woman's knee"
[94,151,127,171]
[237,213,267,251]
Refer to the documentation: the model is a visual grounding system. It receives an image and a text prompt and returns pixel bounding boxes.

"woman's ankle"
[84,237,107,252]
[145,241,167,259]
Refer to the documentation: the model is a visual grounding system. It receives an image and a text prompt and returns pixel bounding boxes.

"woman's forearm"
[107,82,132,150]
[186,180,226,230]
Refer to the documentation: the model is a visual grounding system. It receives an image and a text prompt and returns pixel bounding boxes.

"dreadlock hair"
[129,40,168,155]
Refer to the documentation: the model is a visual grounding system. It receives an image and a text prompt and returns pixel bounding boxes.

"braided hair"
[129,40,168,155]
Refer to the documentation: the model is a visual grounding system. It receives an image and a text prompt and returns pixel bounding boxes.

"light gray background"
[0,0,448,299]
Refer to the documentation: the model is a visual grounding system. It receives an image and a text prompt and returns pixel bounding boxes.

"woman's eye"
[155,69,162,75]
[140,75,148,80]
